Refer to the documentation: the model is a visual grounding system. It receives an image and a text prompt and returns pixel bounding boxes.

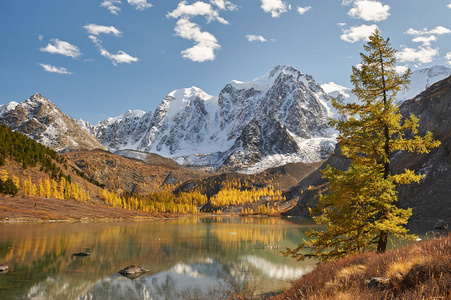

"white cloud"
[127,0,152,10]
[39,63,72,74]
[40,39,82,59]
[347,0,390,22]
[297,6,311,15]
[412,35,437,46]
[174,18,220,62]
[83,24,122,36]
[337,22,346,27]
[406,26,451,36]
[167,1,231,62]
[246,34,267,42]
[340,24,378,43]
[88,35,139,66]
[396,47,439,64]
[100,50,139,65]
[395,65,409,74]
[260,0,289,18]
[446,52,451,65]
[448,3,451,8]
[167,1,229,24]
[100,0,122,15]
[341,0,354,5]
[38,34,44,41]
[210,0,238,11]
[88,35,101,45]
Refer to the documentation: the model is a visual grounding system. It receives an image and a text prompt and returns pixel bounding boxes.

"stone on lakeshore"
[434,220,448,230]
[73,252,90,257]
[365,277,389,289]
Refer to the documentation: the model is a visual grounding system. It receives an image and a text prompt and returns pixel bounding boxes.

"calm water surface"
[0,216,321,299]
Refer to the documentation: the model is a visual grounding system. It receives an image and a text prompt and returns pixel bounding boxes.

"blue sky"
[1,0,451,123]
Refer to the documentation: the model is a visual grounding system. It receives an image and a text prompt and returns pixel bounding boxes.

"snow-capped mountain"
[0,93,105,152]
[91,65,337,172]
[321,65,451,104]
[397,65,451,102]
[320,82,357,105]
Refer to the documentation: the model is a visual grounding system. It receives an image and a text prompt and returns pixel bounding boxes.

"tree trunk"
[377,231,388,253]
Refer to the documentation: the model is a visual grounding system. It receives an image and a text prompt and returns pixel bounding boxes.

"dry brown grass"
[269,234,451,300]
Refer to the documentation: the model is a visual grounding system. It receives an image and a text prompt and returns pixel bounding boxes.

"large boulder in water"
[118,265,150,279]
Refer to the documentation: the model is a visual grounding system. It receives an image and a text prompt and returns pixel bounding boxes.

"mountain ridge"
[0,93,105,152]
[1,65,448,174]
[86,65,336,172]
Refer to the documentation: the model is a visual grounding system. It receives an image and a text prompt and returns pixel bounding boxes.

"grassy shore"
[269,233,451,300]
[0,195,176,222]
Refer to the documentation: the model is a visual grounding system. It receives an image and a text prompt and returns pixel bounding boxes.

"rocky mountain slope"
[62,149,210,194]
[395,74,451,222]
[0,93,105,152]
[86,65,336,172]
[287,74,451,222]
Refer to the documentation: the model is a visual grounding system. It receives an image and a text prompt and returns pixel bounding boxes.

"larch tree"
[282,30,440,262]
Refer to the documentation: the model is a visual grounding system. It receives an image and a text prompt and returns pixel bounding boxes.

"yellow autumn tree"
[283,30,440,262]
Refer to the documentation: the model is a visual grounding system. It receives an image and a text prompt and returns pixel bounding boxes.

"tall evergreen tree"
[283,30,440,262]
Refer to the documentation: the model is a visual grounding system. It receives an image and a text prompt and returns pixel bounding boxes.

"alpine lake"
[0,216,321,299]
[0,216,430,299]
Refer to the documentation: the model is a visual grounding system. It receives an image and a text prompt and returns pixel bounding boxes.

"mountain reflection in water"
[0,216,319,299]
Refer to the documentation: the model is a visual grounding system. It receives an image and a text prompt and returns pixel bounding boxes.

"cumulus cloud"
[100,50,139,65]
[412,35,437,47]
[448,3,451,8]
[337,22,346,27]
[340,24,378,43]
[173,18,220,62]
[396,47,439,64]
[167,1,229,24]
[406,26,451,36]
[246,34,267,42]
[395,65,409,74]
[210,0,238,11]
[88,35,138,66]
[39,63,72,74]
[297,6,311,15]
[446,52,451,65]
[127,0,153,10]
[401,26,449,62]
[84,24,122,36]
[261,0,289,18]
[347,0,390,21]
[40,39,82,59]
[100,0,122,15]
[167,1,232,62]
[38,34,44,41]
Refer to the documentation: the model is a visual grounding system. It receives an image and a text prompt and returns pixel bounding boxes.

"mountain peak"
[426,65,451,77]
[229,65,306,92]
[167,86,213,101]
[0,94,105,152]
[269,65,302,78]
[29,93,50,103]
